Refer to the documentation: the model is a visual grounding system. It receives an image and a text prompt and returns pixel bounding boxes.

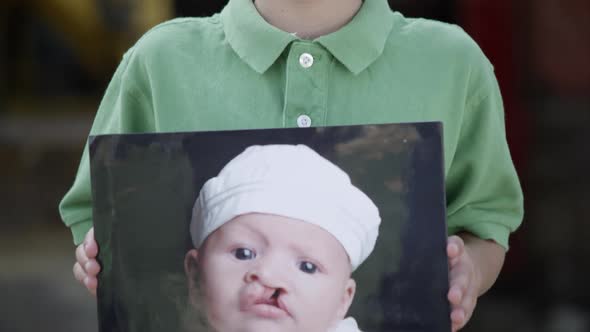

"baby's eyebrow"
[288,243,325,262]
[223,222,269,245]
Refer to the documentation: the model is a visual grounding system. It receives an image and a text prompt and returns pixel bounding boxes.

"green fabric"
[60,0,523,248]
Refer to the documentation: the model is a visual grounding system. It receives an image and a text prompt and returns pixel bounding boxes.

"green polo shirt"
[60,0,523,247]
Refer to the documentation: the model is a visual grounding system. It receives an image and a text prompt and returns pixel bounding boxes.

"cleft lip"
[254,297,276,306]
[275,296,291,317]
[250,293,292,318]
[240,284,293,319]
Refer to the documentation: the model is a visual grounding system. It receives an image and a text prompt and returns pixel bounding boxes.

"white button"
[297,115,312,128]
[299,53,314,68]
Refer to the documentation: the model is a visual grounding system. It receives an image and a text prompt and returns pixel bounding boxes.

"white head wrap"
[190,144,381,271]
[329,317,363,332]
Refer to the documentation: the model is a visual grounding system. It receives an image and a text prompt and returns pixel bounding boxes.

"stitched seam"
[323,56,336,125]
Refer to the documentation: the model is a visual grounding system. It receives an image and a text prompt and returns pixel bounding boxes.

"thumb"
[84,228,98,258]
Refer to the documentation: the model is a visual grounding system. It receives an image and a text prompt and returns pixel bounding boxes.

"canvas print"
[89,123,449,332]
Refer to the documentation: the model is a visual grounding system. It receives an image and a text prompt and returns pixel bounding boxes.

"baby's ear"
[184,249,200,307]
[336,278,356,320]
[184,249,199,280]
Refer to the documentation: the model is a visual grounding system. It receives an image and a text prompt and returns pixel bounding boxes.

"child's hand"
[447,235,480,332]
[73,228,101,296]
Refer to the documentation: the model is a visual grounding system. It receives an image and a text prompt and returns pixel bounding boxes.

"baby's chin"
[211,319,295,332]
[211,319,336,332]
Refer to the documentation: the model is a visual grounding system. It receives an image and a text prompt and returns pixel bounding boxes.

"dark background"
[0,0,589,331]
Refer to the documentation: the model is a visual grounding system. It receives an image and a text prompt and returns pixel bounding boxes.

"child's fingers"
[84,276,98,291]
[84,239,99,259]
[447,284,464,305]
[73,262,87,283]
[460,295,475,325]
[84,227,94,244]
[75,243,89,266]
[447,236,464,261]
[448,273,470,306]
[449,255,461,268]
[85,260,101,276]
[448,265,477,331]
[448,262,470,304]
[74,261,99,296]
[451,308,466,331]
[459,282,478,325]
[451,308,465,324]
[84,228,98,258]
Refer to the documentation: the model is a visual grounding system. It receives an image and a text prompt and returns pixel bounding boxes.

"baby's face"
[192,213,355,332]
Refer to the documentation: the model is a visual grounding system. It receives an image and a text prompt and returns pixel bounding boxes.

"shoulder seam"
[133,16,220,48]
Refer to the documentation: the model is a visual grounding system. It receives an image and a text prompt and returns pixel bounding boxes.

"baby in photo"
[184,144,381,332]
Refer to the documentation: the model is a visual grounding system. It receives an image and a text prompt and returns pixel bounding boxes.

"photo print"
[89,123,450,332]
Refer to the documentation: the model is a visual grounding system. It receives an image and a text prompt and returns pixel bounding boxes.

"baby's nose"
[244,266,288,293]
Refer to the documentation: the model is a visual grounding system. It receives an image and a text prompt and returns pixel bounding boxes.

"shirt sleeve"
[59,48,155,245]
[445,56,524,250]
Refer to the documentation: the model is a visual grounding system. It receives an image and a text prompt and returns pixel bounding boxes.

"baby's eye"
[299,261,318,274]
[233,248,256,260]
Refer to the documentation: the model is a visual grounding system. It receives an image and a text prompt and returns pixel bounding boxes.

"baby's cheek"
[295,280,344,329]
[199,266,238,302]
[200,279,240,327]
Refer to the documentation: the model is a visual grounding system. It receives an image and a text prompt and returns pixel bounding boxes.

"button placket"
[282,43,330,128]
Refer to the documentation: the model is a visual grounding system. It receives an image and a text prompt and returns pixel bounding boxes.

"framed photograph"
[90,123,449,332]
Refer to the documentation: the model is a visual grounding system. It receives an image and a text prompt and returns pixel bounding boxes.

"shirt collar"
[221,0,394,75]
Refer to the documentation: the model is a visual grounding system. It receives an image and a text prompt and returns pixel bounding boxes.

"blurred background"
[0,0,588,331]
